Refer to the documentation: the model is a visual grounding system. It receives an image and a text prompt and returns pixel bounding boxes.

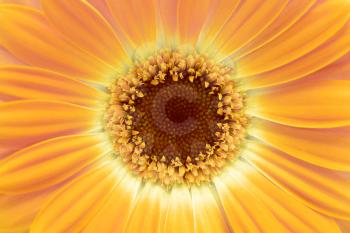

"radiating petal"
[163,186,194,233]
[205,0,289,60]
[0,159,103,233]
[124,183,168,233]
[191,186,227,233]
[0,66,107,105]
[242,23,350,89]
[41,0,129,67]
[235,0,316,59]
[30,161,125,233]
[106,0,157,48]
[81,172,141,233]
[225,160,342,233]
[247,79,350,128]
[214,166,288,233]
[158,0,179,45]
[177,0,211,46]
[0,100,100,159]
[337,220,350,233]
[0,0,40,7]
[0,5,115,84]
[237,1,350,76]
[244,141,350,220]
[250,120,350,171]
[0,46,23,65]
[0,134,109,194]
[0,188,54,233]
[197,0,240,50]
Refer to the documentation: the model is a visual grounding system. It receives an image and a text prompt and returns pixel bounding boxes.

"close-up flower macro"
[0,0,350,232]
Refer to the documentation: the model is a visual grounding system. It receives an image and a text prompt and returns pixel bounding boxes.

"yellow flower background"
[0,0,349,233]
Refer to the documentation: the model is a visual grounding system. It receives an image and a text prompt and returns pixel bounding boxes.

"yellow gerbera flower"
[0,0,350,233]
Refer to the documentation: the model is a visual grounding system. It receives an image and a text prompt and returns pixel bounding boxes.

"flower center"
[105,49,247,187]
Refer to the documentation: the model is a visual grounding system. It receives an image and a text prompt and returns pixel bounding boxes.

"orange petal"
[191,186,228,233]
[250,120,350,171]
[0,0,40,7]
[0,66,107,105]
[242,22,350,89]
[244,141,350,220]
[247,79,350,128]
[124,183,168,233]
[41,0,129,68]
[0,189,53,233]
[0,5,115,85]
[214,166,288,233]
[197,0,240,50]
[225,160,342,233]
[234,0,316,59]
[337,220,350,233]
[237,0,350,76]
[205,0,289,60]
[158,0,179,45]
[0,134,109,194]
[0,46,23,66]
[0,100,100,159]
[177,0,211,46]
[163,186,195,233]
[30,161,125,233]
[106,0,157,48]
[81,172,141,233]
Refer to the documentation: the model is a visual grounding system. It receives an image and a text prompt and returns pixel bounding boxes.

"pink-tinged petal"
[237,1,350,76]
[247,79,350,128]
[30,161,126,233]
[106,0,157,48]
[0,66,107,105]
[250,120,350,171]
[41,0,130,68]
[205,0,289,60]
[244,141,350,220]
[242,23,350,89]
[0,134,109,194]
[0,5,116,85]
[0,100,101,159]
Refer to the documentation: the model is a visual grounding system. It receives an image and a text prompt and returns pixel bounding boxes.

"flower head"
[0,0,349,233]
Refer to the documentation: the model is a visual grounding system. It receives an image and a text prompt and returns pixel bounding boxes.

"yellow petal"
[30,161,124,233]
[227,160,342,233]
[242,22,350,89]
[250,120,350,171]
[0,189,54,233]
[0,5,115,85]
[177,0,211,46]
[124,183,168,233]
[81,172,141,233]
[0,134,109,194]
[247,79,350,128]
[0,66,107,105]
[106,0,157,48]
[0,100,100,159]
[214,166,288,233]
[237,0,350,76]
[163,186,195,233]
[205,0,289,60]
[0,46,23,65]
[191,186,227,233]
[244,141,350,220]
[41,0,129,68]
[234,0,316,59]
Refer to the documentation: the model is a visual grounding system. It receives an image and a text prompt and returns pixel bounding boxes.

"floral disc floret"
[105,49,247,187]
